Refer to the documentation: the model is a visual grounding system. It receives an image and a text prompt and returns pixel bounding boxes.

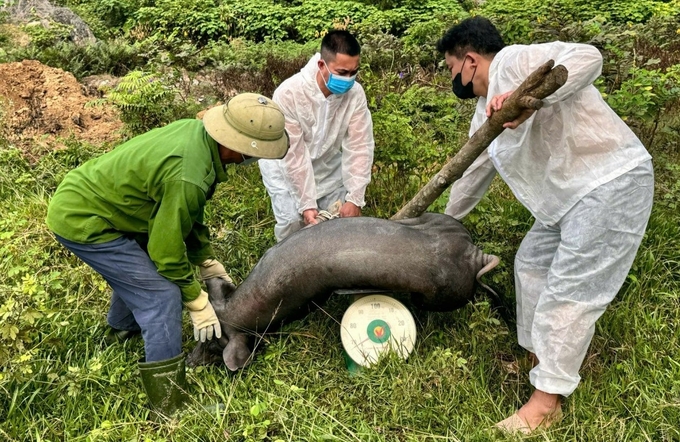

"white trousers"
[261,179,347,242]
[515,160,654,396]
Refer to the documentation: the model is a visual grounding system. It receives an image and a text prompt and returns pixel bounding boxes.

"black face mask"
[452,57,477,100]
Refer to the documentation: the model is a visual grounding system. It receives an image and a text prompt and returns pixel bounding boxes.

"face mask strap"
[458,56,467,77]
[458,55,476,87]
[322,59,333,84]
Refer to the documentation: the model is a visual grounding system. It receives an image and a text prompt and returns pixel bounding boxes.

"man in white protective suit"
[258,30,375,242]
[437,17,654,434]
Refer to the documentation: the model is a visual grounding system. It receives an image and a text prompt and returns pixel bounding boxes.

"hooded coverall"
[445,42,654,396]
[47,120,227,361]
[259,53,375,241]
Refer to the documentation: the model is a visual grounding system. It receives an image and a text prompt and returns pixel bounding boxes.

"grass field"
[0,133,678,440]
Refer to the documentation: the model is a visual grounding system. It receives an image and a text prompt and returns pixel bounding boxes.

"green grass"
[0,133,678,441]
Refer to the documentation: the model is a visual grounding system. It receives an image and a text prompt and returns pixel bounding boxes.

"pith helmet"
[203,93,289,159]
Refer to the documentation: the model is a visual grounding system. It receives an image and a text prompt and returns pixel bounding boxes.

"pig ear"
[221,280,237,299]
[223,335,252,371]
[205,278,237,303]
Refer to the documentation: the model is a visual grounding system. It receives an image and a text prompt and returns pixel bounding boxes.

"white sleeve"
[519,42,603,107]
[273,88,318,213]
[341,93,374,207]
[445,148,497,220]
[495,43,602,107]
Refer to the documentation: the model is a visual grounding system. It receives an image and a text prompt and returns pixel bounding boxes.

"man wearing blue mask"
[46,93,289,416]
[259,30,375,241]
[437,17,653,434]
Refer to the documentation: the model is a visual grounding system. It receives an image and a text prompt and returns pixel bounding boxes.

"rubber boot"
[139,353,189,417]
[105,327,141,345]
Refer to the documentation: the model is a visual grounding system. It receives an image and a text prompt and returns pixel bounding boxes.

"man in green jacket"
[47,93,289,416]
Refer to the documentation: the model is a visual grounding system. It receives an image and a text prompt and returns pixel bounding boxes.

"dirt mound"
[0,60,123,160]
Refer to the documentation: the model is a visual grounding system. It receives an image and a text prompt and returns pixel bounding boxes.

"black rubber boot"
[139,353,189,417]
[105,327,141,346]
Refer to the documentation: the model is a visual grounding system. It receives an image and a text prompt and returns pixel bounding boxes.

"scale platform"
[334,289,417,370]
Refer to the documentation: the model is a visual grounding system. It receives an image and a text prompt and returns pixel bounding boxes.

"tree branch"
[391,60,568,220]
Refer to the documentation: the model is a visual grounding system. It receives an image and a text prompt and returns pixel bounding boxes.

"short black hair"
[436,16,505,58]
[320,30,361,61]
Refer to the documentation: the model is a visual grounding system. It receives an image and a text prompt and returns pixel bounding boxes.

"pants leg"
[260,161,305,242]
[514,221,561,353]
[260,160,349,242]
[270,187,348,241]
[54,235,183,362]
[520,161,654,396]
[108,291,141,332]
[269,189,304,242]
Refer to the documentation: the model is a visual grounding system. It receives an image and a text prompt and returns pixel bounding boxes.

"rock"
[2,0,96,45]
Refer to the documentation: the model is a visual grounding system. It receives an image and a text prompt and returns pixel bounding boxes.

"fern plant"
[93,70,179,135]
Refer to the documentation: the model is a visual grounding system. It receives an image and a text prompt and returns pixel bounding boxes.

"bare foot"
[495,390,562,434]
[516,390,562,429]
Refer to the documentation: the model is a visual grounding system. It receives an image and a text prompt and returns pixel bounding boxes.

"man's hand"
[339,201,361,218]
[199,259,233,283]
[303,208,319,226]
[486,90,536,129]
[184,290,222,342]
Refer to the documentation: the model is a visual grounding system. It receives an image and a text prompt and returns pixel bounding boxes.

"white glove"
[199,259,233,283]
[184,290,222,342]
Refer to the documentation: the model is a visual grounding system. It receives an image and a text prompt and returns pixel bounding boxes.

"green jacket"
[47,119,228,302]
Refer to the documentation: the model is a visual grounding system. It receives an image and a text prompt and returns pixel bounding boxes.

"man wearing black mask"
[437,16,653,434]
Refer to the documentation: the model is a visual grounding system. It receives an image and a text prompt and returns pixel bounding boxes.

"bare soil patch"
[0,60,123,160]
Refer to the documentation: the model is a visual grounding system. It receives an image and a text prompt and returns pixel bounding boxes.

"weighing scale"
[336,289,417,372]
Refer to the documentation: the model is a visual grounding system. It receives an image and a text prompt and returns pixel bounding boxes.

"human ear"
[466,52,481,69]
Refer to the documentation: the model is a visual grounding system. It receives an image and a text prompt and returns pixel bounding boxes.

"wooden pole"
[391,60,568,220]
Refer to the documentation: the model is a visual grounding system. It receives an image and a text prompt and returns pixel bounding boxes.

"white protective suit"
[259,53,375,241]
[445,42,654,396]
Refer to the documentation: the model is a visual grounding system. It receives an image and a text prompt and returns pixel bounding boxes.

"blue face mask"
[323,60,356,95]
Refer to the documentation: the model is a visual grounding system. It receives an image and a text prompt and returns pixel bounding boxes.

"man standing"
[46,93,289,416]
[437,17,653,433]
[259,30,375,242]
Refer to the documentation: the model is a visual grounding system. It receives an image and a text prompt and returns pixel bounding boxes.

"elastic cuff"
[530,367,580,397]
[298,205,318,215]
[344,195,365,208]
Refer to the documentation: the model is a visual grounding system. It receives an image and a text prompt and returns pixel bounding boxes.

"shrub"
[63,0,145,39]
[606,64,680,147]
[21,21,73,49]
[363,78,472,216]
[7,39,144,79]
[203,39,316,98]
[478,0,680,44]
[94,71,181,135]
[122,0,469,47]
[132,0,232,46]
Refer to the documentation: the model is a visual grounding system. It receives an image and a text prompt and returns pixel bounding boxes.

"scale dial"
[340,294,417,367]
